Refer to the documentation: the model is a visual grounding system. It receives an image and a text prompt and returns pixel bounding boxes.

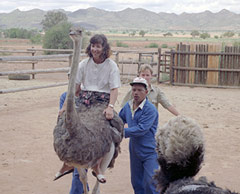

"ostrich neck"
[65,38,82,135]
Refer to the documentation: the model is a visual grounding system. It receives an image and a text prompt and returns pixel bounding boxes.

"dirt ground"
[0,74,240,194]
[0,38,240,193]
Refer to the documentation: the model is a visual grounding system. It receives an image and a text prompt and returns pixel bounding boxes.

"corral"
[0,39,240,194]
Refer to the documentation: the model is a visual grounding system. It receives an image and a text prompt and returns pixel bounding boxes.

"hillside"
[0,7,239,31]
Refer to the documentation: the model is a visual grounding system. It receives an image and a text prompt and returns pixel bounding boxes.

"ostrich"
[154,116,239,194]
[53,29,123,194]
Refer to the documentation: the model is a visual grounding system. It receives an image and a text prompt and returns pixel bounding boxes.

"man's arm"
[157,87,180,116]
[167,105,180,116]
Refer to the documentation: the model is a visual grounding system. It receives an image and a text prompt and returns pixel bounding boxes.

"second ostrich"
[53,29,123,194]
[154,116,239,194]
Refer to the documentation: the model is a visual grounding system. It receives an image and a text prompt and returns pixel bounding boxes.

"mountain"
[0,9,45,29]
[0,8,240,31]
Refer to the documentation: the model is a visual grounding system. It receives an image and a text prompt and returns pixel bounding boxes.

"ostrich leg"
[91,142,115,194]
[77,167,88,194]
[92,181,100,194]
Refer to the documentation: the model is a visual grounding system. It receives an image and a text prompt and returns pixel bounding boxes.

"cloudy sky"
[1,0,240,14]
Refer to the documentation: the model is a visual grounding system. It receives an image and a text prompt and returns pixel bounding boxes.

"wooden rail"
[169,43,240,88]
[0,82,68,94]
[0,54,71,61]
[0,48,162,94]
[0,67,69,76]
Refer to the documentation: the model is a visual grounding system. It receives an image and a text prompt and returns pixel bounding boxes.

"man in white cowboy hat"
[119,77,159,194]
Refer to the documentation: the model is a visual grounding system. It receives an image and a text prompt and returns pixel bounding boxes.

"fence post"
[69,54,73,67]
[138,53,142,72]
[115,52,119,67]
[170,49,174,85]
[31,47,35,79]
[157,48,161,83]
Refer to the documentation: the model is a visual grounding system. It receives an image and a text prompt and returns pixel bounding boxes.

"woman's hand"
[103,106,114,120]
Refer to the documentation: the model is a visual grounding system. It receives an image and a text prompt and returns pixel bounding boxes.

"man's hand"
[59,107,65,116]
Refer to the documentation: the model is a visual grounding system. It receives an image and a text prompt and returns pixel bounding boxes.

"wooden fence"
[114,50,160,79]
[0,48,162,93]
[168,43,240,88]
[2,44,239,94]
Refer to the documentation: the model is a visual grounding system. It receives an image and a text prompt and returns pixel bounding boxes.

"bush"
[147,43,158,48]
[200,32,210,39]
[116,41,128,47]
[233,41,240,47]
[222,31,235,38]
[161,44,168,48]
[30,34,42,44]
[191,30,200,37]
[4,28,38,39]
[43,22,73,53]
[163,32,173,37]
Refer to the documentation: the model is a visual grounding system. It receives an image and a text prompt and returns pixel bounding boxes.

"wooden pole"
[0,82,68,94]
[157,48,161,83]
[0,67,70,76]
[0,54,71,61]
[31,47,35,79]
[138,53,142,72]
[170,49,174,85]
[115,52,119,67]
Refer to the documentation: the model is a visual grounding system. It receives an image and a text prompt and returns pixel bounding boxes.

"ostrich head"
[69,28,83,41]
[154,116,205,190]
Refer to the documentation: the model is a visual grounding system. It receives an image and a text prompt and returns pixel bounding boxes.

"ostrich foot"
[53,168,74,181]
[92,171,106,184]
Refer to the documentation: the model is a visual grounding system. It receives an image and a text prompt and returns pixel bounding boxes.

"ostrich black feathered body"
[53,102,123,168]
[163,176,239,194]
[154,116,239,194]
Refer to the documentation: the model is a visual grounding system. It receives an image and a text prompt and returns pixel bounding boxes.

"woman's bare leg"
[92,142,115,183]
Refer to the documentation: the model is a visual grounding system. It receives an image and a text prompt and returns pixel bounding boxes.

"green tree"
[146,43,158,48]
[30,34,42,44]
[191,30,200,37]
[4,28,37,39]
[116,41,128,47]
[129,31,136,37]
[41,11,68,31]
[43,22,73,53]
[233,41,240,47]
[222,31,235,38]
[139,30,146,37]
[163,32,173,37]
[200,32,210,39]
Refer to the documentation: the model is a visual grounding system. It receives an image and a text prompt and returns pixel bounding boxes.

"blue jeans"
[69,168,89,194]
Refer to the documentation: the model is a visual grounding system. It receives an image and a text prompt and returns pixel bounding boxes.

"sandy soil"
[0,74,240,194]
[0,38,240,193]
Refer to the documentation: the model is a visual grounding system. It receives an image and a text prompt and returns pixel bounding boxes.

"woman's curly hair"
[85,34,111,60]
